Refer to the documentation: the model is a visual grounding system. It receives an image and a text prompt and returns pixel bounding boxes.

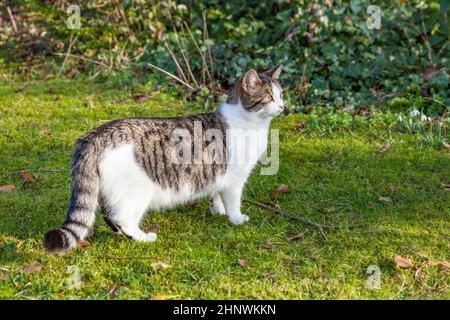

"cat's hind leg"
[210,193,226,215]
[99,144,157,242]
[105,190,157,242]
[107,198,157,242]
[99,194,122,234]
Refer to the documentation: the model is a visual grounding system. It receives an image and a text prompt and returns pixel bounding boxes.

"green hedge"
[1,0,449,111]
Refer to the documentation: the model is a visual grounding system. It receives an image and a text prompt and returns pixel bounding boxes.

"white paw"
[229,214,249,225]
[144,232,157,242]
[210,205,226,216]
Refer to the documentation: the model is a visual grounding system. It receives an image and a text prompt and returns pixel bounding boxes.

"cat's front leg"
[220,185,249,225]
[210,193,226,215]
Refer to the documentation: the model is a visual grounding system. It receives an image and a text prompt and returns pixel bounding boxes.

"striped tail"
[44,141,100,253]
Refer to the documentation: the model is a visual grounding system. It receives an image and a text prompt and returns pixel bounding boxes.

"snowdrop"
[410,109,420,117]
[421,113,427,122]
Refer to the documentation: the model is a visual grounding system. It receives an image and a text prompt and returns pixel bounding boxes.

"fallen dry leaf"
[378,196,393,205]
[151,262,171,271]
[85,97,94,108]
[438,260,450,269]
[149,294,168,300]
[264,272,277,281]
[423,64,443,81]
[377,142,391,154]
[77,239,90,247]
[359,107,371,118]
[271,184,289,196]
[107,285,119,297]
[47,87,56,94]
[144,224,161,232]
[186,200,199,208]
[67,68,79,78]
[0,185,16,193]
[395,255,413,269]
[22,263,43,274]
[132,92,150,102]
[443,141,450,151]
[42,127,52,136]
[286,232,305,241]
[388,184,398,193]
[238,259,248,267]
[443,183,450,191]
[42,73,54,81]
[148,294,181,300]
[292,122,307,132]
[21,171,37,184]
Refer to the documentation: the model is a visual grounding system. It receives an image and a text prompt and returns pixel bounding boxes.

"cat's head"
[229,65,284,118]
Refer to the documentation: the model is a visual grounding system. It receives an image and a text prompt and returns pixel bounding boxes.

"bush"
[1,0,449,111]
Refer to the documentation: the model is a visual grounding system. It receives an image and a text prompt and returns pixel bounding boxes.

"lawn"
[0,76,449,299]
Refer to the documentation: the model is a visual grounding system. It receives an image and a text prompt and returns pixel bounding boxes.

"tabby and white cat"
[44,65,284,253]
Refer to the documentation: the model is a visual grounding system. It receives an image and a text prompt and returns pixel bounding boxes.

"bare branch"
[164,41,189,85]
[183,21,213,84]
[202,11,214,81]
[53,53,109,69]
[147,63,195,91]
[57,33,78,77]
[173,26,199,87]
[7,6,17,33]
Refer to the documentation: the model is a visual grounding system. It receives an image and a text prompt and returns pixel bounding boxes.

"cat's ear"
[242,69,262,93]
[262,64,282,80]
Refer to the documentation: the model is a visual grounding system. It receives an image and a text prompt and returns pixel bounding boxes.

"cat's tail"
[44,140,100,253]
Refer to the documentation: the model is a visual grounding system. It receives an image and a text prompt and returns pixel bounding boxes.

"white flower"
[410,109,420,117]
[397,115,403,122]
[420,114,427,122]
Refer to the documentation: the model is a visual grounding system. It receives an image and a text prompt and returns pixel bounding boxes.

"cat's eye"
[262,96,273,104]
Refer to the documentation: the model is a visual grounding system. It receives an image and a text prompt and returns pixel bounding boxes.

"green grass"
[0,76,449,300]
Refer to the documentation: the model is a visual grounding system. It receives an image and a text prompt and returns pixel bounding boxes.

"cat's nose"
[278,105,284,111]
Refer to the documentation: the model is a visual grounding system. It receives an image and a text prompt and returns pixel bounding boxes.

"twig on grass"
[96,255,159,260]
[244,198,365,241]
[1,169,70,177]
[244,198,329,240]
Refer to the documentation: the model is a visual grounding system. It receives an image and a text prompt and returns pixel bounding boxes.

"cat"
[44,65,284,253]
